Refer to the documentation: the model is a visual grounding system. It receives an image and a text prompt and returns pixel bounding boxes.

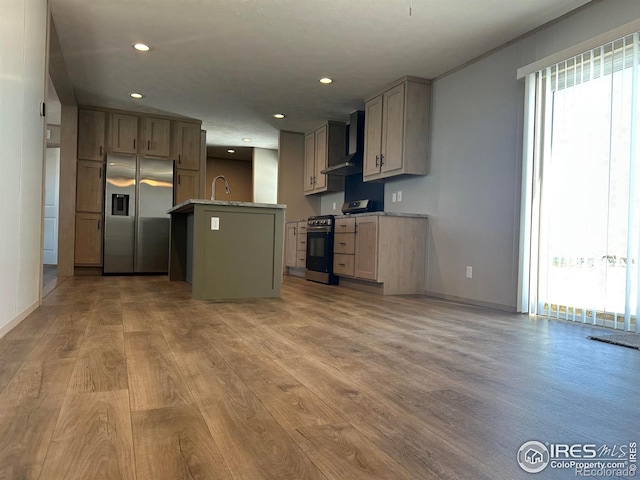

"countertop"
[336,211,429,218]
[168,199,287,214]
[285,212,429,224]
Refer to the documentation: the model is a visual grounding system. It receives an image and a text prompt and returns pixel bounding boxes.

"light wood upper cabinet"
[75,213,103,266]
[140,116,171,157]
[173,122,201,171]
[303,133,316,193]
[77,109,105,161]
[111,113,138,154]
[174,169,200,205]
[304,121,345,196]
[76,160,104,213]
[363,76,431,182]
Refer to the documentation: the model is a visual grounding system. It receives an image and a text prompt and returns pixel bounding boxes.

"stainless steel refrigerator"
[104,154,174,274]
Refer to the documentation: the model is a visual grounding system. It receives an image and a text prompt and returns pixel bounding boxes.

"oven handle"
[306,226,332,233]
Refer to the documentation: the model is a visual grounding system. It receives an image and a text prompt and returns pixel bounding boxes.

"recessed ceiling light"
[242,138,252,142]
[130,93,143,99]
[273,113,285,119]
[319,77,333,84]
[227,149,235,153]
[132,43,151,52]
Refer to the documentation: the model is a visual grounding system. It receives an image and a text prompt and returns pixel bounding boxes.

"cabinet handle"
[147,140,151,150]
[339,242,346,245]
[99,167,102,179]
[97,220,101,231]
[178,154,181,164]
[380,154,385,165]
[375,155,379,167]
[293,226,296,235]
[338,263,346,267]
[178,174,181,185]
[300,241,306,244]
[133,139,136,149]
[99,146,103,156]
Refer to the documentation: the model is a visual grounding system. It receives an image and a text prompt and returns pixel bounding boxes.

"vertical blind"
[528,33,640,332]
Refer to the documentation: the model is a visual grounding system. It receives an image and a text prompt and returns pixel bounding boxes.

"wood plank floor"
[0,275,639,479]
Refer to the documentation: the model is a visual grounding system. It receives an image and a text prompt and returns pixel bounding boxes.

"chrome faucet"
[211,175,231,200]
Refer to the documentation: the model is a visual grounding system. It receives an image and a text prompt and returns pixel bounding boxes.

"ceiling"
[49,0,592,150]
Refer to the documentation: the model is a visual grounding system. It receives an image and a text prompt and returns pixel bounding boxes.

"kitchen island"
[168,199,286,300]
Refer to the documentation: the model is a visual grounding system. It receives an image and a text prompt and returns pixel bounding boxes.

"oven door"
[306,229,333,273]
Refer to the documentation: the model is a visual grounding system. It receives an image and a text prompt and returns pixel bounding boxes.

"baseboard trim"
[0,300,39,340]
[423,291,516,313]
[285,267,306,279]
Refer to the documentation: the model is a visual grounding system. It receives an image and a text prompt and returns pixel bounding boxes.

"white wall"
[384,0,640,310]
[0,0,49,336]
[253,147,278,204]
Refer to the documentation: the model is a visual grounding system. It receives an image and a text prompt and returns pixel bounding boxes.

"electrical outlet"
[466,266,472,279]
[397,191,402,202]
[211,217,220,230]
[392,192,397,203]
[332,202,336,211]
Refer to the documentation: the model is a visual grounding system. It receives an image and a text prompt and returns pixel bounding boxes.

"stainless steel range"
[305,215,338,285]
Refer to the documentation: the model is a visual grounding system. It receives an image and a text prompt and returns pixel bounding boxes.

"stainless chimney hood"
[321,110,364,176]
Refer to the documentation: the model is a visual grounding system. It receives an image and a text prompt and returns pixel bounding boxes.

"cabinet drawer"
[296,251,307,268]
[296,233,307,251]
[334,233,355,254]
[297,221,308,235]
[334,254,354,277]
[335,217,355,233]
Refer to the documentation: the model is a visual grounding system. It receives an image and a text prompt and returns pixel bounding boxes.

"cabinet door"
[77,109,105,161]
[75,213,103,265]
[140,116,171,157]
[381,83,405,174]
[175,169,200,205]
[174,122,201,170]
[314,125,327,191]
[303,132,316,193]
[285,223,297,267]
[111,113,138,154]
[76,160,104,213]
[354,216,378,280]
[363,95,383,177]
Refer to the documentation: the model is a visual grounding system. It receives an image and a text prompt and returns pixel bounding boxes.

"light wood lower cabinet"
[175,169,200,205]
[295,221,307,268]
[74,213,103,266]
[284,220,308,269]
[333,215,428,295]
[284,222,298,268]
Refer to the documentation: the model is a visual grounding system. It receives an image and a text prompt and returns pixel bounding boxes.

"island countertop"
[168,199,286,214]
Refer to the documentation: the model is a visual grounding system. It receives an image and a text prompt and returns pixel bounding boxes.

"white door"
[43,147,60,265]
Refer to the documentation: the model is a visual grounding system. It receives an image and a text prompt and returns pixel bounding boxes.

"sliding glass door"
[527,34,640,331]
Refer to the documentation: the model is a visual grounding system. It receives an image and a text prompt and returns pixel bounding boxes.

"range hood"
[321,110,364,176]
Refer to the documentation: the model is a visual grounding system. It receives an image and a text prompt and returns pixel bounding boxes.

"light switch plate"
[392,192,397,203]
[397,191,403,202]
[211,217,220,230]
